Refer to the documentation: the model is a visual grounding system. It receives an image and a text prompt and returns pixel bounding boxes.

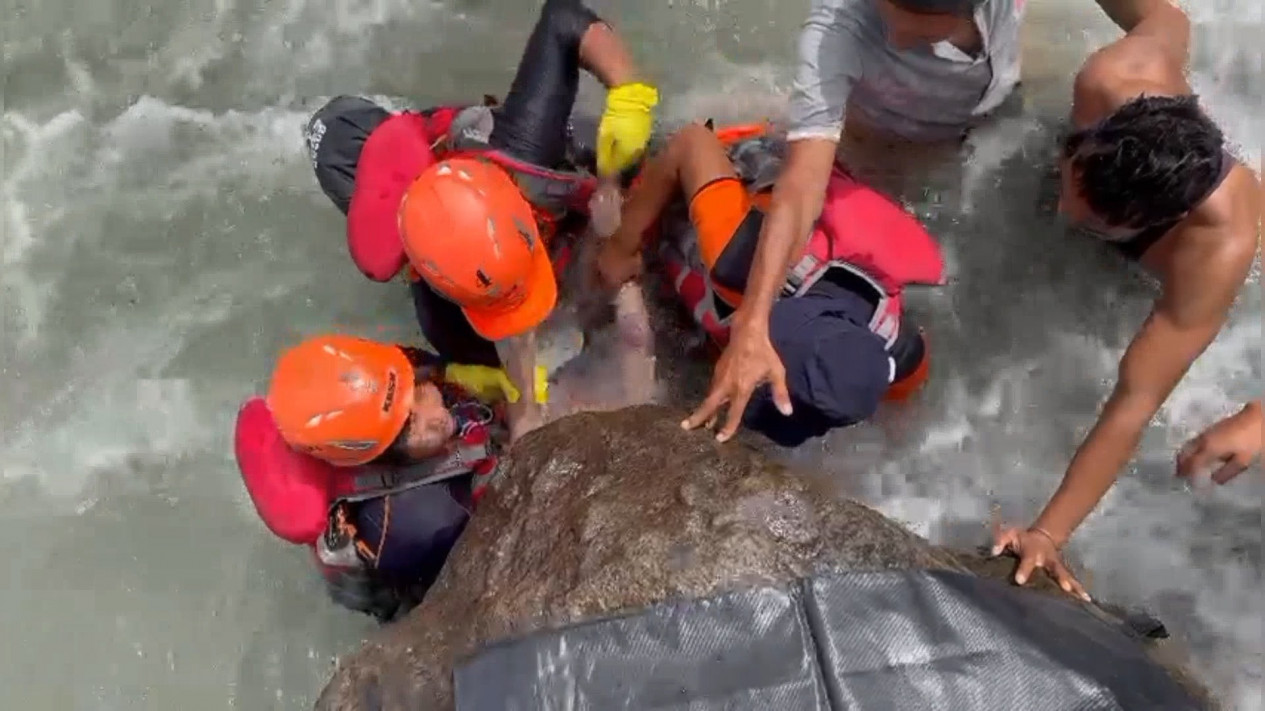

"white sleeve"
[786,0,865,143]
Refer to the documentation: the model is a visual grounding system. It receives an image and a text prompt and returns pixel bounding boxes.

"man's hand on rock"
[683,315,791,443]
[991,525,1091,602]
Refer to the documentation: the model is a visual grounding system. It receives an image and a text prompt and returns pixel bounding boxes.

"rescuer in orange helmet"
[239,334,519,621]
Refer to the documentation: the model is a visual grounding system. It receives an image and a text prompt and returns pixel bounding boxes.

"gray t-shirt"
[788,0,1024,143]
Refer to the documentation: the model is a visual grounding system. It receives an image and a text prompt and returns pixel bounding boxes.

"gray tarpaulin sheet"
[452,569,1204,711]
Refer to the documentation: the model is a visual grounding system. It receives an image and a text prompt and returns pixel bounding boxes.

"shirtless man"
[992,10,1261,597]
[681,0,1193,442]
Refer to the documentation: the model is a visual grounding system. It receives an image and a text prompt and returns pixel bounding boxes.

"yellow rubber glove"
[533,365,550,405]
[443,364,521,404]
[596,82,659,177]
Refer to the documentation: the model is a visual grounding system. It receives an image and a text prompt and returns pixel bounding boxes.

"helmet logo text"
[382,371,398,413]
[329,440,380,452]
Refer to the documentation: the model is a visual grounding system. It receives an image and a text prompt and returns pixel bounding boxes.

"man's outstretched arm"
[994,218,1254,596]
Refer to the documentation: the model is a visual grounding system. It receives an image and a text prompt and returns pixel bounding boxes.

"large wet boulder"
[315,406,1215,710]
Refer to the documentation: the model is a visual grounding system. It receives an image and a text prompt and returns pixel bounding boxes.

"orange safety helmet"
[397,157,557,341]
[266,335,415,467]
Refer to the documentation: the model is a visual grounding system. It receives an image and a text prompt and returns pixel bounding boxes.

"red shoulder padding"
[420,105,469,145]
[819,171,947,288]
[346,113,437,282]
[234,397,335,545]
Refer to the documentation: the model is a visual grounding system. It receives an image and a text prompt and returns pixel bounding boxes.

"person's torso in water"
[789,0,1024,144]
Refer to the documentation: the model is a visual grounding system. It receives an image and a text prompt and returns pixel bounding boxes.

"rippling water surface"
[1,0,1259,708]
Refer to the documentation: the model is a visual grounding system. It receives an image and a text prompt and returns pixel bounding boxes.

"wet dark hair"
[374,420,416,467]
[1062,95,1225,229]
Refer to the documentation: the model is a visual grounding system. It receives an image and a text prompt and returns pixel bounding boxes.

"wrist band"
[1029,526,1063,549]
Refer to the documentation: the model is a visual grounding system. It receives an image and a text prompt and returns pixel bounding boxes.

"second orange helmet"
[398,158,558,341]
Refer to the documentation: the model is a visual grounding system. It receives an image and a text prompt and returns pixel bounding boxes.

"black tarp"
[452,569,1204,710]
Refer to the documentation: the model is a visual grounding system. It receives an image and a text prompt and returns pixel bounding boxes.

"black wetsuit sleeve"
[488,0,602,168]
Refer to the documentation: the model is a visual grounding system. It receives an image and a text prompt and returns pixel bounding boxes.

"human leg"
[489,0,600,167]
[602,123,742,274]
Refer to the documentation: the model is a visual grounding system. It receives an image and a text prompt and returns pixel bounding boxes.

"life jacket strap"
[337,443,490,505]
[782,253,821,297]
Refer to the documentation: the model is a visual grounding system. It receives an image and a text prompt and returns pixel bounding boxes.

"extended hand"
[597,82,659,177]
[991,525,1090,602]
[1176,402,1262,485]
[682,317,792,443]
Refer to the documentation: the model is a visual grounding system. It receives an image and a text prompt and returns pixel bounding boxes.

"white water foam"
[0,0,1258,708]
[2,1,467,706]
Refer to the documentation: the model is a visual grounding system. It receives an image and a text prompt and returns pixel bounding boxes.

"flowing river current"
[1,0,1260,708]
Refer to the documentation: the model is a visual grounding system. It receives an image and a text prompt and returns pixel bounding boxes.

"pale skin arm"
[495,332,545,443]
[1032,232,1254,545]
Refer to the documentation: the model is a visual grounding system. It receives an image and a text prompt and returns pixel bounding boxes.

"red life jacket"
[346,105,465,282]
[233,393,500,580]
[347,97,594,283]
[659,124,945,393]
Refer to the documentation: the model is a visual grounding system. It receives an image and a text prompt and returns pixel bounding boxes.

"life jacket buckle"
[316,504,368,570]
[782,254,819,297]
